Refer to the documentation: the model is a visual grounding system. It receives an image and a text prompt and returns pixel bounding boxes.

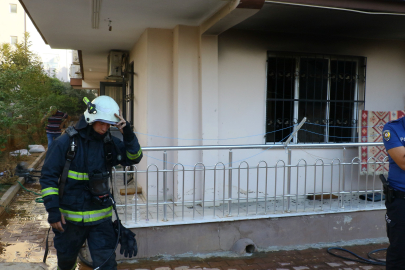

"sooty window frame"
[265,52,366,144]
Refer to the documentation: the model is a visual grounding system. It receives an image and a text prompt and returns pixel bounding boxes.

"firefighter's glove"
[122,121,135,142]
[47,207,61,224]
[114,220,138,258]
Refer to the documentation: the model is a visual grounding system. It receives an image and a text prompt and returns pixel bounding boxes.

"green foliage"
[0,33,96,149]
[44,78,96,117]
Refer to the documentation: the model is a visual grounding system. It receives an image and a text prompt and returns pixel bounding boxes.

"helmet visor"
[94,119,118,125]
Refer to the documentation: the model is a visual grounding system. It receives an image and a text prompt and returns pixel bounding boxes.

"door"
[100,81,126,120]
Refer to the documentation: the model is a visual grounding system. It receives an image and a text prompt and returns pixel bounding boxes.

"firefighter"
[40,95,142,270]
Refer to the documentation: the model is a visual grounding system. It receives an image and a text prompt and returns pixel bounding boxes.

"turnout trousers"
[53,219,117,270]
[386,197,405,269]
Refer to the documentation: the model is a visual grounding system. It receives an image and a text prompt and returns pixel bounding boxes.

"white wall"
[216,29,405,197]
[363,40,405,110]
[128,27,405,202]
[147,29,174,149]
[218,29,405,146]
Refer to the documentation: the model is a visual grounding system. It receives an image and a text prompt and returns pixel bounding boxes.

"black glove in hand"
[114,220,138,258]
[47,207,62,224]
[121,228,137,258]
[122,121,135,142]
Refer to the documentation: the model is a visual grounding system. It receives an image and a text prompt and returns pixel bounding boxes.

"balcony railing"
[112,142,387,228]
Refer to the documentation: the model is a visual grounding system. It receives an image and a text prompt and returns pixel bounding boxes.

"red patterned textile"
[360,110,405,175]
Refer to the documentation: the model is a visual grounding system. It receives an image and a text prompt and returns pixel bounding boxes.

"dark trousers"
[386,198,405,269]
[53,220,117,270]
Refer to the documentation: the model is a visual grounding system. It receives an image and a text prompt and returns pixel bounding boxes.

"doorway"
[100,81,126,120]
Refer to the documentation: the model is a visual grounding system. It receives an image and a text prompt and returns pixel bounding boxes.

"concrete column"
[146,29,174,201]
[130,28,175,202]
[173,25,202,203]
[200,35,221,205]
[129,30,149,200]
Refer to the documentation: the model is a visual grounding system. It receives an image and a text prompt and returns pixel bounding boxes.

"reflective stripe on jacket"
[60,206,113,223]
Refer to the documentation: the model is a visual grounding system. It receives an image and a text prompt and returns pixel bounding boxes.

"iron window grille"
[266,52,366,144]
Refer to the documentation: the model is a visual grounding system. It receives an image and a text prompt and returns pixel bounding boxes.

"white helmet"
[83,95,120,125]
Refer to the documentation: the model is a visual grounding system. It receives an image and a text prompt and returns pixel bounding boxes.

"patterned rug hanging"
[359,110,405,175]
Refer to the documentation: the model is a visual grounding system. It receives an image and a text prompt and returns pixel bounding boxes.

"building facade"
[19,0,405,257]
[0,0,25,45]
[0,0,73,82]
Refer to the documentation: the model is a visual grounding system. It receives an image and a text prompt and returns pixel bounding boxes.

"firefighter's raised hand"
[114,110,126,133]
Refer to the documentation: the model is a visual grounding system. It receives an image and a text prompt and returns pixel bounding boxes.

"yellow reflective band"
[60,206,113,223]
[127,149,142,160]
[68,170,89,180]
[41,187,58,197]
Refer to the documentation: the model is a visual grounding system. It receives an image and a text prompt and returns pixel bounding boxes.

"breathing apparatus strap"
[59,127,78,199]
[104,133,113,164]
[103,132,114,196]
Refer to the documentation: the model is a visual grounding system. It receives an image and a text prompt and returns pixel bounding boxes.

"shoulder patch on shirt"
[383,130,391,141]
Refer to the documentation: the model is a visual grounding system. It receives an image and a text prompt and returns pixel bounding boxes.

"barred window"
[10,36,17,45]
[266,52,366,143]
[10,4,17,13]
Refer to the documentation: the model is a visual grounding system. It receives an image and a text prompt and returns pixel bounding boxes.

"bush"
[0,34,97,150]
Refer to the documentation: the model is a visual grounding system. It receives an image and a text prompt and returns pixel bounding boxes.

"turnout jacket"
[40,116,142,226]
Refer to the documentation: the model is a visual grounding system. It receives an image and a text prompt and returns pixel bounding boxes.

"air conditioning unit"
[72,51,80,65]
[107,50,124,78]
[69,64,81,78]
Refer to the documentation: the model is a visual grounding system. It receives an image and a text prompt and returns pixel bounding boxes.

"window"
[10,36,17,44]
[10,4,17,13]
[266,52,366,144]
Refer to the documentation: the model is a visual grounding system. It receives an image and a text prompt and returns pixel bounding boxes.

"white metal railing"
[112,142,387,228]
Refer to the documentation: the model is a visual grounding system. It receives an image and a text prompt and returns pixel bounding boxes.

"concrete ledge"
[0,150,47,216]
[120,210,388,259]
